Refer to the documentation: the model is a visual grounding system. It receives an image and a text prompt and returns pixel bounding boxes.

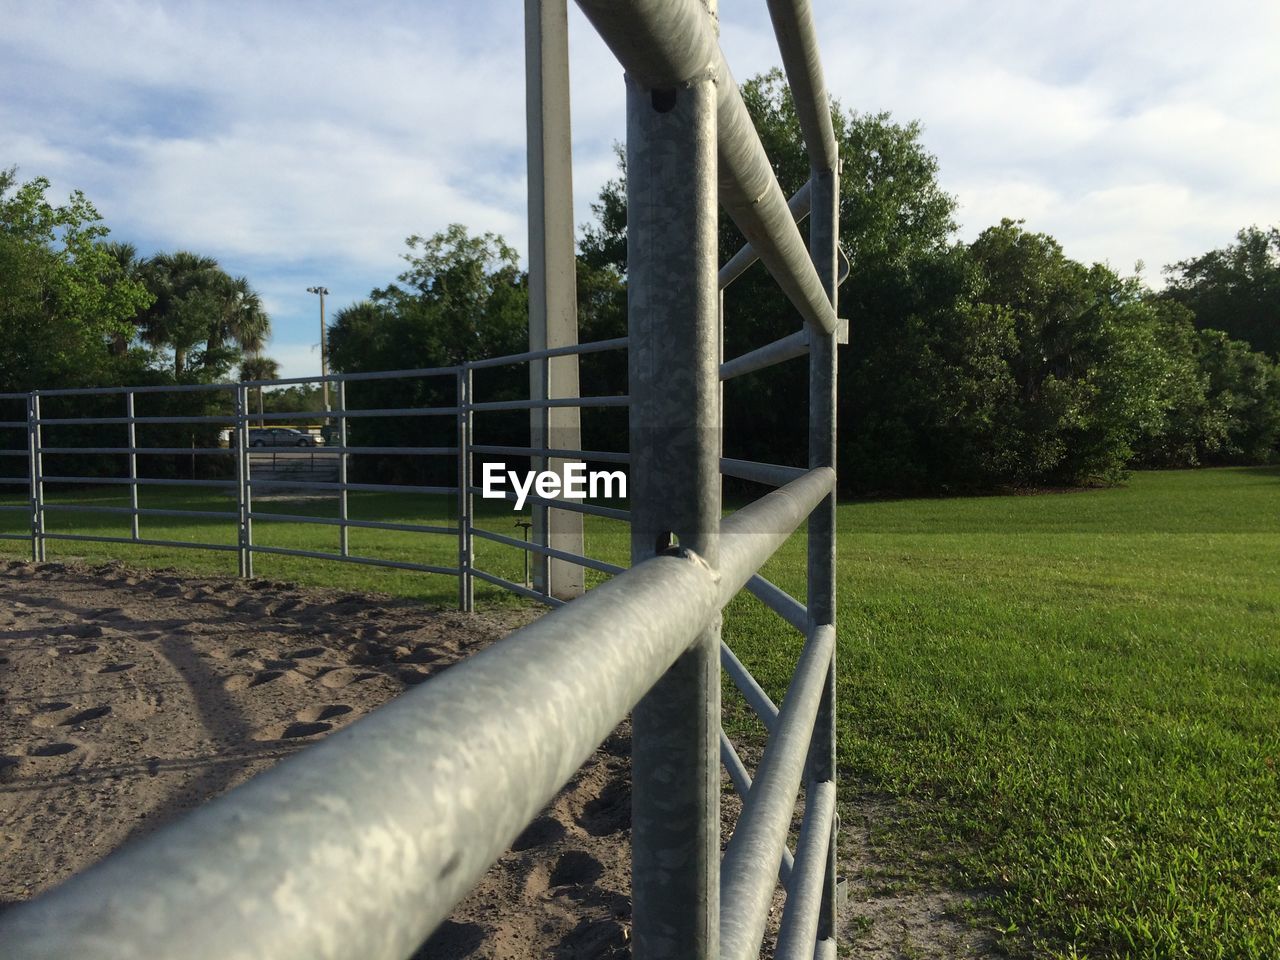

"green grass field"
[2,466,1277,958]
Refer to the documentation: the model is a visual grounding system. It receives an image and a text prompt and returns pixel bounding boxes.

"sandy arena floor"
[0,559,995,959]
[0,559,635,959]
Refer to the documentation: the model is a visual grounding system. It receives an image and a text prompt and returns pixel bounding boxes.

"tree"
[137,252,270,381]
[328,226,532,484]
[239,354,280,425]
[1163,226,1280,357]
[0,167,152,391]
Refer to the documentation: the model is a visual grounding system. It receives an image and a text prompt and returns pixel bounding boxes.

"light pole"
[306,286,330,412]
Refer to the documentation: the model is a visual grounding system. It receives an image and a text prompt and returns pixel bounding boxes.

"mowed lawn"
[2,466,1277,957]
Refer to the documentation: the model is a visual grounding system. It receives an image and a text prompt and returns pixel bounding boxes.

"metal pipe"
[575,0,838,336]
[456,367,473,611]
[625,46,721,958]
[720,457,806,488]
[720,328,809,381]
[39,533,240,553]
[468,395,629,413]
[719,624,836,960]
[247,544,457,576]
[470,444,630,465]
[474,488,631,522]
[39,475,238,489]
[772,779,837,959]
[47,505,239,522]
[246,512,456,537]
[744,574,808,633]
[336,380,349,558]
[125,392,139,541]
[35,447,236,456]
[718,179,811,290]
[247,479,456,495]
[716,466,834,607]
[719,731,794,886]
[26,393,43,562]
[469,566,565,607]
[720,641,779,733]
[764,0,838,172]
[469,526,626,576]
[464,335,628,370]
[237,385,253,578]
[807,161,841,948]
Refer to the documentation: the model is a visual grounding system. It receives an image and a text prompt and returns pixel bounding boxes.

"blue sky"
[4,0,1277,379]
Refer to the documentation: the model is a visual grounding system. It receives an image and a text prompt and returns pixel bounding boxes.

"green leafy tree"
[1163,226,1280,357]
[137,252,270,381]
[0,167,152,391]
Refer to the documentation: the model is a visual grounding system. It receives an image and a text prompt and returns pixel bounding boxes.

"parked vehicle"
[248,427,320,447]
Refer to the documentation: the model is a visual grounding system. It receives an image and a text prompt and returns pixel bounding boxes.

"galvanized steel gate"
[0,0,841,956]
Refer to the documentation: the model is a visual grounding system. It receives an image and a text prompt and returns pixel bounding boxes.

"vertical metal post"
[127,392,139,540]
[337,379,349,558]
[525,0,585,601]
[456,365,474,613]
[807,159,840,950]
[26,392,45,562]
[626,37,721,960]
[235,385,253,578]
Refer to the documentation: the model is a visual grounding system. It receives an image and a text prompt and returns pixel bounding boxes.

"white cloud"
[3,0,1278,364]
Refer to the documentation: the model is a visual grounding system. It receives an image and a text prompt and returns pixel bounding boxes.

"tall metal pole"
[336,379,349,558]
[26,392,44,563]
[525,0,584,601]
[126,391,139,541]
[626,11,721,954]
[235,385,253,578]
[807,160,840,953]
[308,286,330,414]
[456,366,474,613]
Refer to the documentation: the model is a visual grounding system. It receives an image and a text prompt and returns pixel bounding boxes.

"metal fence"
[0,0,841,957]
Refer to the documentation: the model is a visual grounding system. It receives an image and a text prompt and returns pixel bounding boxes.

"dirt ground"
[0,559,995,959]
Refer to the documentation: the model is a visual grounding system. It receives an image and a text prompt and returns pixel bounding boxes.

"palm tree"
[211,275,271,357]
[138,251,222,377]
[239,354,280,425]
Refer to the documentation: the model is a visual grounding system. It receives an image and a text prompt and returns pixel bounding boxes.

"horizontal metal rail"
[464,336,629,369]
[720,623,836,960]
[721,457,807,488]
[40,532,239,553]
[719,730,794,886]
[719,179,812,290]
[0,459,830,959]
[470,444,631,465]
[468,395,629,413]
[247,512,457,537]
[37,446,234,456]
[246,543,458,577]
[250,407,459,421]
[745,574,808,633]
[470,526,626,576]
[470,487,632,522]
[470,567,568,607]
[37,415,231,426]
[43,504,240,522]
[721,641,780,733]
[773,779,837,960]
[248,479,455,496]
[310,446,457,456]
[40,475,237,489]
[720,328,810,381]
